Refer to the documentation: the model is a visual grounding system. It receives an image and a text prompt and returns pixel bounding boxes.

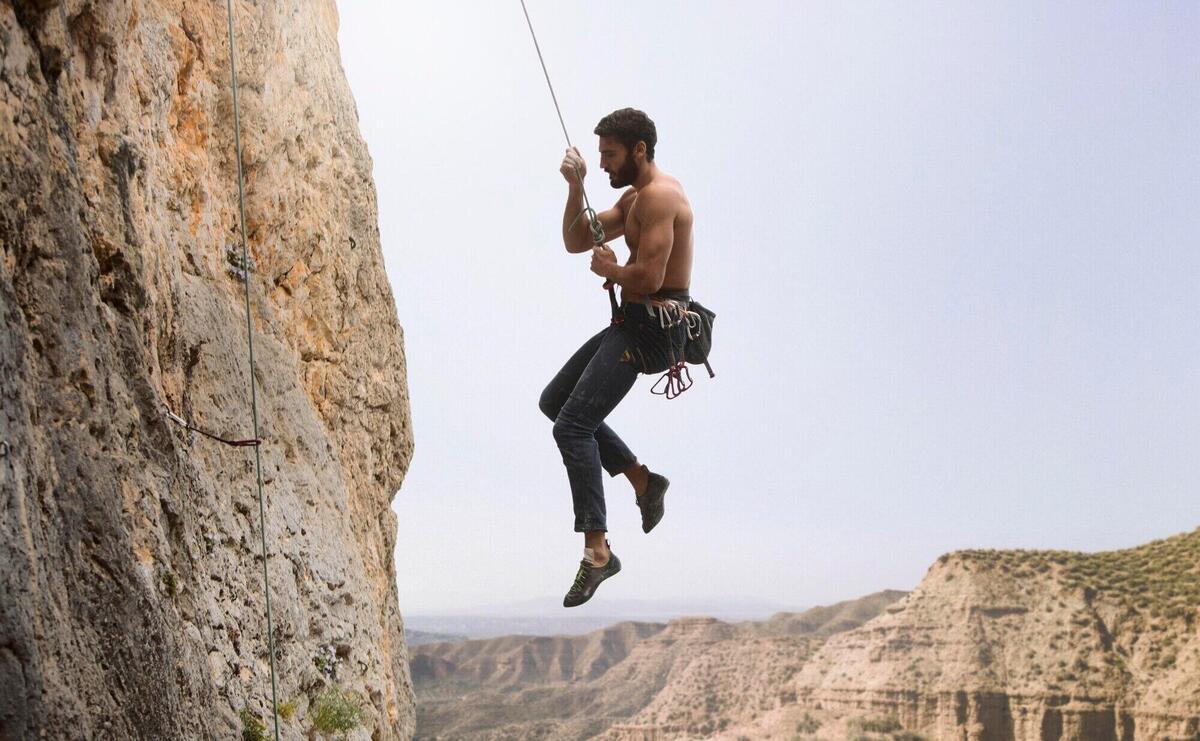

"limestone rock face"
[0,1,414,738]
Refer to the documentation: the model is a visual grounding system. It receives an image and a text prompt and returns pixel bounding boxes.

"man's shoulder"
[614,187,638,213]
[636,179,686,214]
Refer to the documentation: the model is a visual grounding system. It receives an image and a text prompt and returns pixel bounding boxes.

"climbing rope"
[518,0,605,247]
[223,2,282,738]
[518,0,621,328]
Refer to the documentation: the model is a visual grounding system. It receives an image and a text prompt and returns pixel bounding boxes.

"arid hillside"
[411,528,1200,741]
[410,592,906,740]
[790,527,1200,740]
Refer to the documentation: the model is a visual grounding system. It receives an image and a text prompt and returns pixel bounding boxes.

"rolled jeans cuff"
[603,455,636,478]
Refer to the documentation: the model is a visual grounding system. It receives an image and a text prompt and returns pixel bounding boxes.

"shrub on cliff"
[311,685,364,738]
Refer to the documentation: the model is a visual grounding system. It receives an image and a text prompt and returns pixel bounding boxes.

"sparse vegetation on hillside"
[949,528,1200,622]
[796,712,822,733]
[850,715,902,733]
[843,715,930,741]
[943,527,1200,679]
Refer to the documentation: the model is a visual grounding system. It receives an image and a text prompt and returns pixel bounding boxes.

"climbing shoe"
[636,469,670,534]
[563,547,621,608]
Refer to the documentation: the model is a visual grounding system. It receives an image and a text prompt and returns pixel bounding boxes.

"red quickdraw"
[650,361,694,400]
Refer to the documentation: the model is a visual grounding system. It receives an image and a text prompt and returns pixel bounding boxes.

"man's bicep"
[595,206,624,241]
[636,191,676,261]
[638,219,674,265]
[597,189,636,242]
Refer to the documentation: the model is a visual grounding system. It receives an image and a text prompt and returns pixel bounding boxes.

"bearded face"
[607,151,640,188]
[599,137,643,189]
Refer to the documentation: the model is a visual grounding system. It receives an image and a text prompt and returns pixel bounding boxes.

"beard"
[608,156,640,188]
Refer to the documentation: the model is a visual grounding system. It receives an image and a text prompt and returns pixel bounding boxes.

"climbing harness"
[164,407,262,447]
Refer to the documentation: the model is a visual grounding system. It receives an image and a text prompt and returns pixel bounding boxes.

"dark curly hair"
[594,108,657,161]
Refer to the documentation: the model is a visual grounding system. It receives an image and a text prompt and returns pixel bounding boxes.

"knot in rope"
[568,202,606,246]
[586,208,605,245]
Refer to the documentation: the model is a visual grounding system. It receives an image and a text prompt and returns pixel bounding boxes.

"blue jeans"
[539,303,685,532]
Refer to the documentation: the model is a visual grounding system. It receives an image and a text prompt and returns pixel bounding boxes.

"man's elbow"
[639,271,665,294]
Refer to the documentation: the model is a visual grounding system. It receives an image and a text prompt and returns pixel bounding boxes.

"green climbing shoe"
[636,470,670,533]
[563,549,621,608]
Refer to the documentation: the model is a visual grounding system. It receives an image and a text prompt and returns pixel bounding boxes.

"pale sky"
[335,2,1200,615]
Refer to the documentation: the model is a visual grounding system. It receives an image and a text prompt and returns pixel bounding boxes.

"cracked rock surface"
[0,1,414,738]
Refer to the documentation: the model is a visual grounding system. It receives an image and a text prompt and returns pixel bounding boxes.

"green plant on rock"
[160,569,177,598]
[796,712,821,734]
[311,685,364,738]
[277,699,297,721]
[240,708,267,741]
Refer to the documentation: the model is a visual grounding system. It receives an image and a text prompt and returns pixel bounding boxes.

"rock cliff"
[0,1,414,738]
[792,527,1200,741]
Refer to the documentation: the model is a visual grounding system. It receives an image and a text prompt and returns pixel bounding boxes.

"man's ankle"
[584,547,609,566]
[584,538,612,566]
[627,463,649,494]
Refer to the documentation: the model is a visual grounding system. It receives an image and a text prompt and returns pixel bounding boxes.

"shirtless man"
[537,108,695,607]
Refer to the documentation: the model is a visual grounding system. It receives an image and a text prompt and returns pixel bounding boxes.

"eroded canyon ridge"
[1,1,414,738]
[412,529,1200,740]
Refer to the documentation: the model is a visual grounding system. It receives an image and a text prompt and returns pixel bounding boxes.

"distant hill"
[404,630,468,646]
[409,591,903,740]
[409,527,1200,740]
[403,596,798,641]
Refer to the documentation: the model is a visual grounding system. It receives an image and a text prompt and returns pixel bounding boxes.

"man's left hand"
[590,245,617,279]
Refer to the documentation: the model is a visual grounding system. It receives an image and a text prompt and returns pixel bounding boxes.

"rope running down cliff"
[224,2,283,738]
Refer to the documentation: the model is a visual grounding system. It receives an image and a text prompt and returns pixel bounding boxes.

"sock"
[583,546,610,566]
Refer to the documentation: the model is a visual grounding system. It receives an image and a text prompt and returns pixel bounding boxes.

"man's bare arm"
[561,148,624,253]
[563,187,627,253]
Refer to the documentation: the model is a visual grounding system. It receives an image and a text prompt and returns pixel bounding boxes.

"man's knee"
[551,408,591,446]
[551,415,574,445]
[538,385,562,421]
